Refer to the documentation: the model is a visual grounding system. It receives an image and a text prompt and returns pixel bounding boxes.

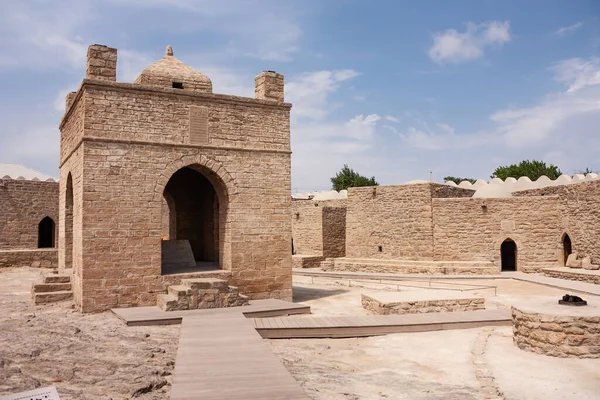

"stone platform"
[361,290,485,315]
[330,257,497,275]
[541,267,600,285]
[512,298,600,359]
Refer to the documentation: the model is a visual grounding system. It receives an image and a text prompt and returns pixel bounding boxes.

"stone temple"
[58,44,292,312]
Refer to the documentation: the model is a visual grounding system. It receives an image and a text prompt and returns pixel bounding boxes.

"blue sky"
[1,1,599,192]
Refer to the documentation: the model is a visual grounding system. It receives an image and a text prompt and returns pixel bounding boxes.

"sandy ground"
[0,267,179,399]
[272,277,600,400]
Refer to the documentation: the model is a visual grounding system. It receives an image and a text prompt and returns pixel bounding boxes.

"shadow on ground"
[293,285,348,302]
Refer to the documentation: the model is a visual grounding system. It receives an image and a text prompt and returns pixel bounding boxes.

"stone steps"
[158,277,249,312]
[31,274,73,305]
[33,290,73,304]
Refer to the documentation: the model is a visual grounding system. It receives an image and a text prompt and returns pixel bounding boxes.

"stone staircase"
[158,277,249,311]
[31,274,73,304]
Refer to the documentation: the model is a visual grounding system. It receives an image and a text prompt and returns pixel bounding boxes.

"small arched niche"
[562,233,572,266]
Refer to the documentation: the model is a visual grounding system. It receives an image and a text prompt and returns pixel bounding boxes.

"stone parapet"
[541,267,600,285]
[331,257,497,275]
[361,291,485,315]
[0,249,58,269]
[512,306,600,358]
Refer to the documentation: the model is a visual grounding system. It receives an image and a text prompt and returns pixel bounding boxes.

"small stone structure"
[361,290,485,315]
[541,267,600,285]
[512,302,600,359]
[31,274,72,304]
[158,277,248,311]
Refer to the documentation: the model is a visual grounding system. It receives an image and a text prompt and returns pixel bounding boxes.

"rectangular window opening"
[172,82,184,89]
[378,245,383,252]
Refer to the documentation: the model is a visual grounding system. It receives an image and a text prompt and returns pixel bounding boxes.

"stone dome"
[134,46,212,93]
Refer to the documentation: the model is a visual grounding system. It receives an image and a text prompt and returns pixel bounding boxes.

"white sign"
[0,386,60,400]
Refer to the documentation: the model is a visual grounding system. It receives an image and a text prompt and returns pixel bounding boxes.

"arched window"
[562,234,572,266]
[501,238,517,271]
[38,217,56,248]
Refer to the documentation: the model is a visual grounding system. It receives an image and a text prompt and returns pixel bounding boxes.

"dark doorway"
[38,217,55,248]
[562,234,572,266]
[501,239,517,271]
[161,166,224,274]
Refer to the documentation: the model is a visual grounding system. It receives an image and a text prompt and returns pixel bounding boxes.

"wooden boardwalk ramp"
[170,316,310,400]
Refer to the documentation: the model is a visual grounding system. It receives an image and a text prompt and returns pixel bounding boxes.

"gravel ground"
[0,267,179,399]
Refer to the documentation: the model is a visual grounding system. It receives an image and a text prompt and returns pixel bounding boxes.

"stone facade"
[512,306,600,359]
[0,178,59,268]
[59,44,292,312]
[291,199,346,268]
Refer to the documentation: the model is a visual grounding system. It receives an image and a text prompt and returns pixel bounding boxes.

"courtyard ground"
[1,268,599,399]
[0,267,179,399]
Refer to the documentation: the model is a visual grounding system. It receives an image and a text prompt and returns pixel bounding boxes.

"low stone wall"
[332,258,497,275]
[541,268,600,285]
[512,306,600,358]
[292,255,325,269]
[361,293,485,315]
[0,249,58,269]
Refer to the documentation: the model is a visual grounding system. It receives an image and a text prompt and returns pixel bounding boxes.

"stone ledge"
[362,290,485,315]
[541,267,600,285]
[512,306,600,359]
[332,258,497,275]
[0,249,58,269]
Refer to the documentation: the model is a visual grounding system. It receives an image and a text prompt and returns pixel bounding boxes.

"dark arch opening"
[562,234,572,266]
[501,239,517,271]
[161,166,226,275]
[38,217,55,248]
[65,173,74,269]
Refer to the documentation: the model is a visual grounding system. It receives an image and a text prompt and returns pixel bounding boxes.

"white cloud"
[492,57,600,146]
[429,21,511,64]
[285,69,360,120]
[554,22,583,36]
[385,116,399,123]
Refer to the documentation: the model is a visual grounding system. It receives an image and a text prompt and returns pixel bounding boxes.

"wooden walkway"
[111,299,311,326]
[254,309,511,338]
[170,316,310,399]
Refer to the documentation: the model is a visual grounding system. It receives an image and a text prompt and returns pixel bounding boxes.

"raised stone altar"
[361,290,485,315]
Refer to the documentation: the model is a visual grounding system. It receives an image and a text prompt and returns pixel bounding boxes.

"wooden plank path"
[111,299,311,326]
[254,309,511,338]
[170,316,310,400]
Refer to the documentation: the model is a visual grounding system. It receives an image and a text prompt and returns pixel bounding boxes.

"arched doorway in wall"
[65,173,74,269]
[501,239,517,271]
[562,233,572,266]
[161,165,227,274]
[38,217,56,248]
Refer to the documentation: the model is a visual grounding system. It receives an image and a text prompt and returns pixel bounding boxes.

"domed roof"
[134,46,212,93]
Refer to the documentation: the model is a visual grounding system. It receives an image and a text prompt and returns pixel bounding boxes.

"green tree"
[491,160,561,180]
[576,167,598,175]
[331,164,378,191]
[443,176,477,185]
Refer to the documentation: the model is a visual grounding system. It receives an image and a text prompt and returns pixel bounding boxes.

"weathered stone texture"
[0,179,58,250]
[291,199,347,257]
[362,293,485,315]
[515,180,600,265]
[346,184,435,260]
[86,45,117,81]
[433,196,560,271]
[255,71,284,102]
[59,48,293,312]
[0,249,57,269]
[512,307,600,358]
[541,268,600,285]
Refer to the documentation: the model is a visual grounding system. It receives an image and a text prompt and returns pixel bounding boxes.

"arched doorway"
[38,217,55,248]
[161,166,226,274]
[562,233,572,266]
[501,239,517,271]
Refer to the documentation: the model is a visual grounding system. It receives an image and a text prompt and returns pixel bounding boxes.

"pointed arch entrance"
[562,233,572,266]
[501,239,517,271]
[161,165,228,275]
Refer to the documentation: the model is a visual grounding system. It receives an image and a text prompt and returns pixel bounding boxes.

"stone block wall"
[59,67,293,312]
[0,249,58,269]
[345,184,436,260]
[432,196,560,271]
[291,199,347,257]
[361,293,485,315]
[0,178,59,250]
[515,180,600,265]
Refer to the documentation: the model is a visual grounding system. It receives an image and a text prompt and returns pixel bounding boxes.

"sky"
[1,0,599,192]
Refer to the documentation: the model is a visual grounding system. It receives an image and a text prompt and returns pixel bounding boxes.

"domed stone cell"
[472,179,488,189]
[134,45,213,93]
[534,175,551,188]
[553,174,573,186]
[489,177,504,185]
[458,180,473,189]
[515,176,533,191]
[444,181,458,186]
[472,184,511,198]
